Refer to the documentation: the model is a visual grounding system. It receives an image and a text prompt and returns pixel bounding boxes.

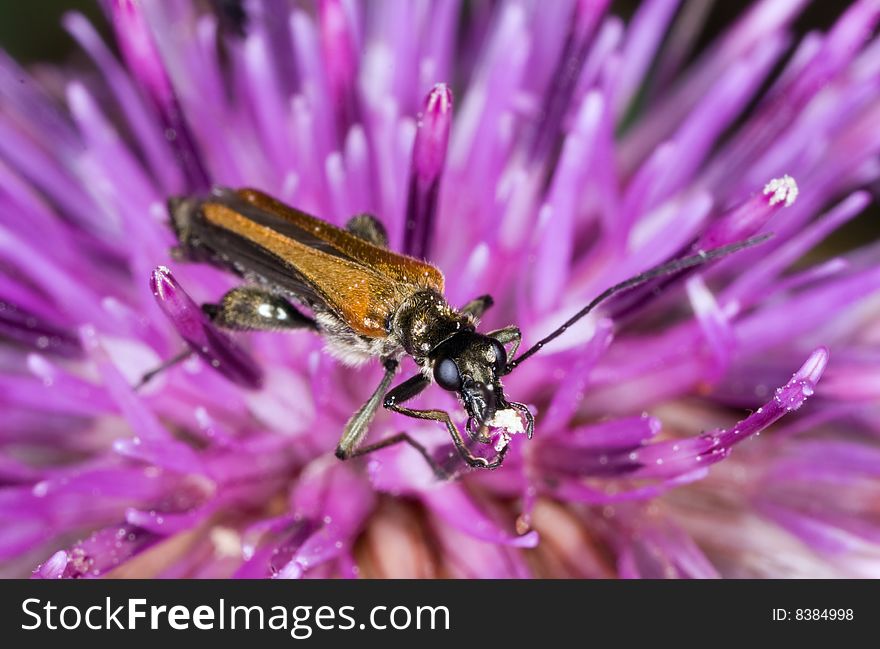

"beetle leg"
[336,358,402,460]
[460,294,494,319]
[345,213,389,248]
[487,325,522,359]
[203,286,317,332]
[383,380,508,470]
[508,400,535,439]
[134,347,193,390]
[337,367,456,477]
[137,287,315,389]
[341,432,450,478]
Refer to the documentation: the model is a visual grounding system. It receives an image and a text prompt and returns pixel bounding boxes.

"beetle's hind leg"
[136,287,316,389]
[203,286,317,332]
[134,347,193,390]
[341,432,449,478]
[346,214,388,248]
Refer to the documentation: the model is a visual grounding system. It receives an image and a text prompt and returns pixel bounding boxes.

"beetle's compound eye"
[490,339,507,375]
[433,357,461,391]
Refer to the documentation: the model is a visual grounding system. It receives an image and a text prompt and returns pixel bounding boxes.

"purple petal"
[32,524,161,579]
[697,175,798,250]
[427,512,534,578]
[404,83,453,259]
[150,266,262,388]
[535,349,828,502]
[613,507,720,579]
[109,0,209,190]
[526,0,608,161]
[421,483,539,548]
[63,11,181,192]
[32,550,69,579]
[79,328,177,443]
[318,0,359,132]
[0,300,82,358]
[238,463,374,579]
[540,318,613,432]
[686,275,736,379]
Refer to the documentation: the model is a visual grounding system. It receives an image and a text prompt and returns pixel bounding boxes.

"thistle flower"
[1,0,879,579]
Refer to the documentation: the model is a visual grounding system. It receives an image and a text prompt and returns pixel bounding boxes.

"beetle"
[159,187,767,477]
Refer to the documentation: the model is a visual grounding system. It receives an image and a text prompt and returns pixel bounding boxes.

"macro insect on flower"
[155,186,767,477]
[1,0,879,579]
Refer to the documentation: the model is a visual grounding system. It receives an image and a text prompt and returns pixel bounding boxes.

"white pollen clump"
[487,408,526,451]
[763,174,798,207]
[488,408,525,434]
[493,434,510,453]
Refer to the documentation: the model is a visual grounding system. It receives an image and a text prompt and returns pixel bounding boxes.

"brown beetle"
[158,187,767,476]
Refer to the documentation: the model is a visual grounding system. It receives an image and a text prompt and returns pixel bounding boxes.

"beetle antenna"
[504,233,773,373]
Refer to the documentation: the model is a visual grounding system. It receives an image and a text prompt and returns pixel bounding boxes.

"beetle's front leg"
[487,325,522,359]
[383,380,508,470]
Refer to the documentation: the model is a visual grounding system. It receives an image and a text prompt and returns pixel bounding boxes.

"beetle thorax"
[391,289,473,359]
